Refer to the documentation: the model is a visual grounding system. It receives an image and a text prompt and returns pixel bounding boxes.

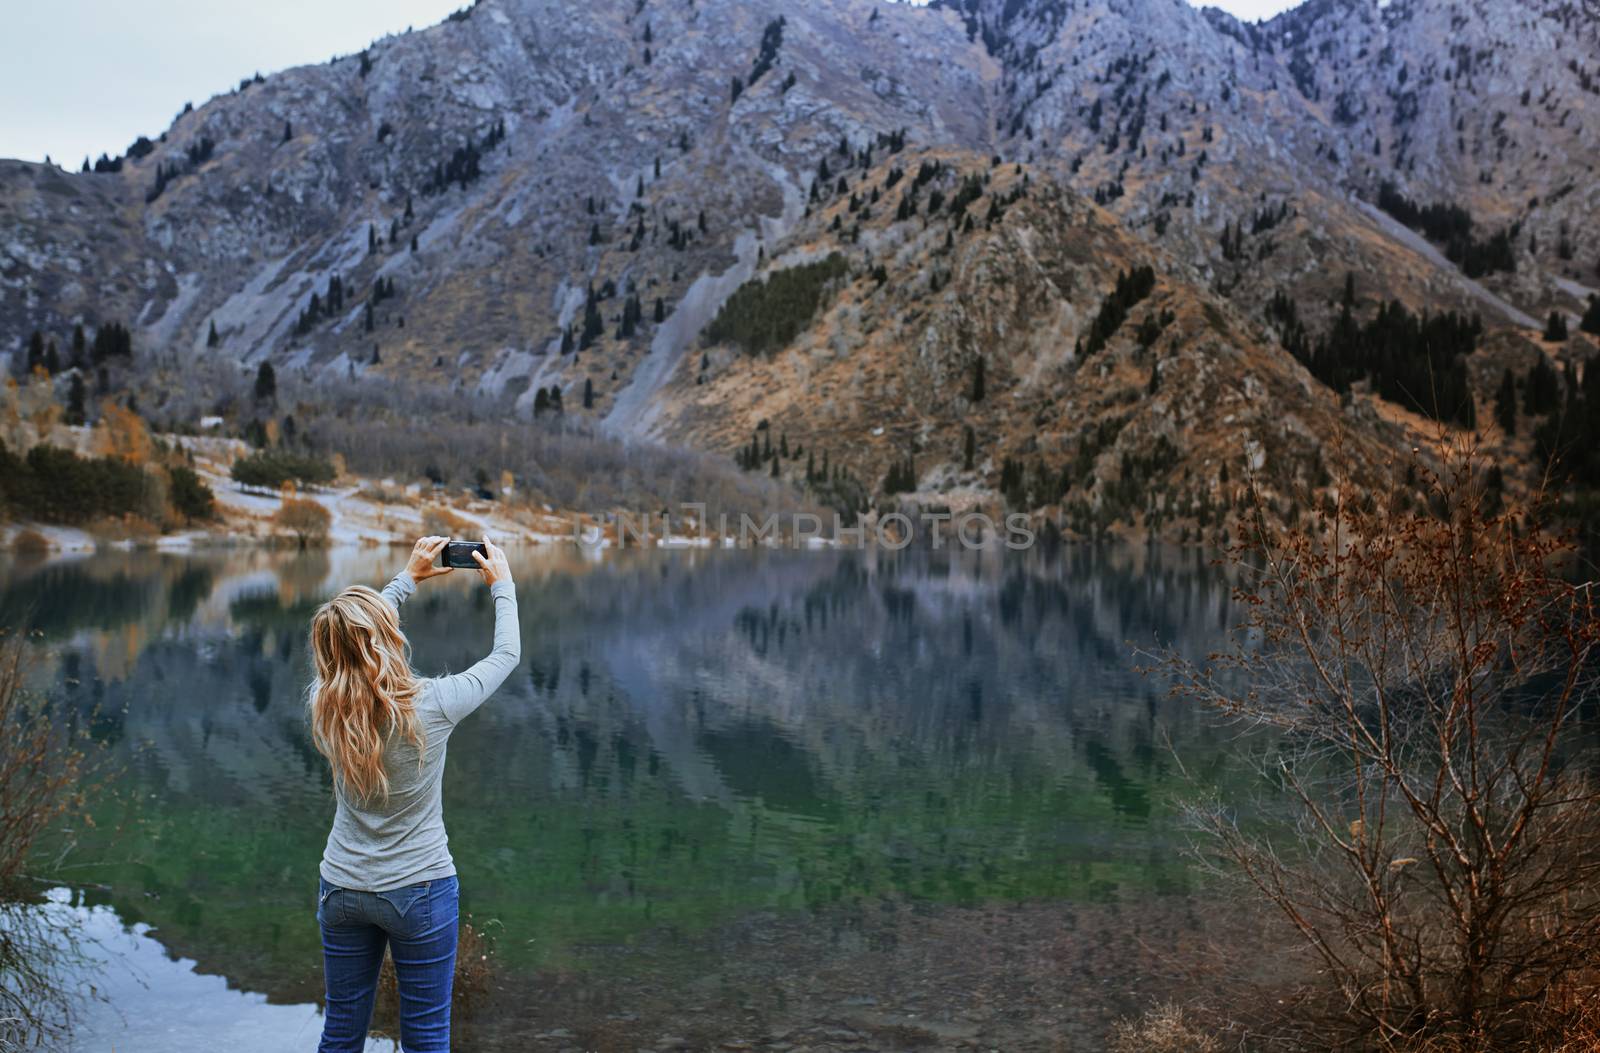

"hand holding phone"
[440,539,488,569]
[469,536,512,587]
[407,536,454,580]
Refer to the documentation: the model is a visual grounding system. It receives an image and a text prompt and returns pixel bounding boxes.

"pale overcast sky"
[0,0,1301,167]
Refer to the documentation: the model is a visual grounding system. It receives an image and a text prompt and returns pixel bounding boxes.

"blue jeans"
[317,874,459,1052]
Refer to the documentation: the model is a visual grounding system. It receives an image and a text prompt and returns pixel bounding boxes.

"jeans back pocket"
[376,882,432,936]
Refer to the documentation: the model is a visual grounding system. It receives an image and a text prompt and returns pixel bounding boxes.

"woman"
[308,534,519,1052]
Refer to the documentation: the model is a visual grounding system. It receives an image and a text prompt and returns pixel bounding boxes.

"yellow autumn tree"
[0,378,27,450]
[23,371,60,441]
[273,498,331,549]
[93,401,153,465]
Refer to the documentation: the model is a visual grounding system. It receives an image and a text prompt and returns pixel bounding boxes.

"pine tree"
[411,234,419,253]
[65,372,87,425]
[963,425,976,470]
[25,331,44,374]
[1342,271,1356,309]
[618,292,642,338]
[44,342,60,375]
[583,377,594,408]
[580,285,604,349]
[1581,295,1600,337]
[255,361,277,402]
[207,319,220,348]
[971,356,986,401]
[365,301,376,333]
[1494,367,1517,435]
[283,120,293,143]
[654,297,665,323]
[1544,311,1569,342]
[1524,357,1561,416]
[534,388,551,416]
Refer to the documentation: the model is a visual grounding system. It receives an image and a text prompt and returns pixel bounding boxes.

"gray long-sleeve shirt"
[317,571,520,892]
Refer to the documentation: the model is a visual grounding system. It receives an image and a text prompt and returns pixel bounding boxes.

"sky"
[0,0,1301,166]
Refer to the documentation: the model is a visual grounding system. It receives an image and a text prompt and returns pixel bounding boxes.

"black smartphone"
[441,540,488,569]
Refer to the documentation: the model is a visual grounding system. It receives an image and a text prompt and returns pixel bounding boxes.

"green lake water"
[9,544,1246,1051]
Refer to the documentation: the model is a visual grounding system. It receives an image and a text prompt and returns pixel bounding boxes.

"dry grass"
[371,913,498,1032]
[420,505,474,537]
[356,484,409,505]
[1525,971,1600,1053]
[1108,1003,1223,1053]
[85,514,164,542]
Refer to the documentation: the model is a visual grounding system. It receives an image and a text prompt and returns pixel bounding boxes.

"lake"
[8,544,1245,1051]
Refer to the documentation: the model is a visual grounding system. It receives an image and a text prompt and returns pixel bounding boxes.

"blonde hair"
[308,585,423,803]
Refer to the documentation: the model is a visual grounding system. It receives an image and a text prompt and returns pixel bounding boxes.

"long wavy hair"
[307,585,423,803]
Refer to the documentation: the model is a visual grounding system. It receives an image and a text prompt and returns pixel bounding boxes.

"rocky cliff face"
[2,0,1596,534]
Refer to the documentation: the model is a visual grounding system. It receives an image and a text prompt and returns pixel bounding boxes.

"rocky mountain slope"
[3,0,1597,536]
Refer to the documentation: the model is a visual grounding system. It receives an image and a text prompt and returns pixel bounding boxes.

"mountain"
[2,0,1597,538]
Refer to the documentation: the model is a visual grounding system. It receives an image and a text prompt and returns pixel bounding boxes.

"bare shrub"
[0,638,97,884]
[116,354,819,524]
[0,633,105,1048]
[9,530,49,554]
[1159,446,1600,1050]
[303,413,816,525]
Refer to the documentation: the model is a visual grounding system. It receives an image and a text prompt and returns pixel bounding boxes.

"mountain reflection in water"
[6,544,1242,1051]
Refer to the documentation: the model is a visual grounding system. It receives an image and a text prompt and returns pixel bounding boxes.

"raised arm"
[381,571,416,611]
[383,536,453,612]
[433,538,520,725]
